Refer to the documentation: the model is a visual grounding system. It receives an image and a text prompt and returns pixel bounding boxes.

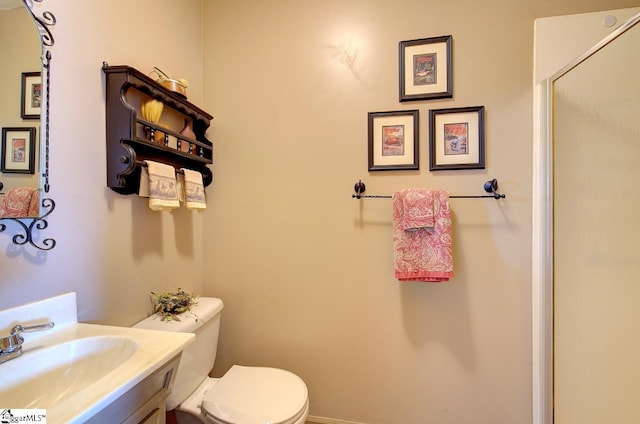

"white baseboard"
[307,416,368,424]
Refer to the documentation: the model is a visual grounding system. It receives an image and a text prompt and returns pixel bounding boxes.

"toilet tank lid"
[133,297,223,333]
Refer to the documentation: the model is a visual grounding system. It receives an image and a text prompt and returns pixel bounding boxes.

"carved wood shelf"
[102,63,213,195]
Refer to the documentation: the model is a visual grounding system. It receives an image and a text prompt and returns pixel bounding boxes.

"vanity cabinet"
[102,64,213,195]
[138,407,165,424]
[86,354,180,424]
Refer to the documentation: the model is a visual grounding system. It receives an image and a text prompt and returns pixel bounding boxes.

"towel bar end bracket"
[353,180,366,199]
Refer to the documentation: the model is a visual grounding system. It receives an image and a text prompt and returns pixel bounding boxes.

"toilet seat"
[200,365,309,424]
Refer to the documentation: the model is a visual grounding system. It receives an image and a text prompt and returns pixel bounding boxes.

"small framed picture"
[1,127,37,174]
[368,110,419,171]
[21,71,42,120]
[429,106,485,171]
[399,35,452,102]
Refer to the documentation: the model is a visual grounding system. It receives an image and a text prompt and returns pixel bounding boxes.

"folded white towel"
[141,161,180,211]
[139,167,150,197]
[180,168,206,209]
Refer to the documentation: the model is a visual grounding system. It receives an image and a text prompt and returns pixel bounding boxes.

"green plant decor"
[150,288,198,321]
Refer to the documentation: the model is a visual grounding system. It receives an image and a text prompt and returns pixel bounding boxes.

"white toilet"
[134,297,309,424]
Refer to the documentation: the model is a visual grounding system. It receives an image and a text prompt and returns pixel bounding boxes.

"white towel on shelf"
[179,168,206,209]
[140,160,180,211]
[139,167,150,197]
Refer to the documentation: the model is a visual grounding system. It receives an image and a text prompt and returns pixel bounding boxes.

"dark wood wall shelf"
[103,63,213,195]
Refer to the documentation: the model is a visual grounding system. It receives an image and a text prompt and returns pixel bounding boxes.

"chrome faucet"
[0,322,55,364]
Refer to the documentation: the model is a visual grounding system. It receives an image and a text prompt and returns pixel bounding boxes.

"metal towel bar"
[351,179,506,200]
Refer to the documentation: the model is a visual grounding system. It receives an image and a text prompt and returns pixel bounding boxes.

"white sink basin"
[0,323,194,423]
[1,335,138,407]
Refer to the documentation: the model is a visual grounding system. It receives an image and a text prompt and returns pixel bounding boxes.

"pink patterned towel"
[398,188,435,230]
[392,189,453,282]
[0,187,38,218]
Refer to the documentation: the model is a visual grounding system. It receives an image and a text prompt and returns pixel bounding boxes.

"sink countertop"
[1,322,194,423]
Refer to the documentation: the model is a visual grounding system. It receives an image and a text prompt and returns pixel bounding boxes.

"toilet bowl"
[134,297,309,424]
[178,365,309,424]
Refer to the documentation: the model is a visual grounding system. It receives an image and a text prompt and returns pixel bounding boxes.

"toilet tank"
[133,297,224,411]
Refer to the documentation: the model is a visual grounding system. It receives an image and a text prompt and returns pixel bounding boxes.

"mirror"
[0,0,55,250]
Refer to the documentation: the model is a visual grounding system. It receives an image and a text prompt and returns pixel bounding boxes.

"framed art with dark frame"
[399,35,452,102]
[368,110,419,171]
[428,106,485,171]
[21,71,42,120]
[1,127,37,174]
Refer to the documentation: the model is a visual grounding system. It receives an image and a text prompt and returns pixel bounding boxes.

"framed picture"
[399,35,452,102]
[1,127,37,174]
[368,110,419,171]
[429,106,485,171]
[21,71,42,120]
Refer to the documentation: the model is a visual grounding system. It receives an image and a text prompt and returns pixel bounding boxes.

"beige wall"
[0,0,638,423]
[200,1,638,423]
[0,0,205,324]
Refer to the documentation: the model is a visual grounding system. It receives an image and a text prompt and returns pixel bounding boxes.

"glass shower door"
[553,15,640,424]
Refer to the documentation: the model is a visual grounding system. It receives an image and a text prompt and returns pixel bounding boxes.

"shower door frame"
[531,11,640,424]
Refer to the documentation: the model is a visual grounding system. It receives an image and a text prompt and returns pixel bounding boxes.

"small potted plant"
[150,288,198,321]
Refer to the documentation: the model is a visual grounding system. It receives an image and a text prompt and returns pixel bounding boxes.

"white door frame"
[531,11,640,424]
